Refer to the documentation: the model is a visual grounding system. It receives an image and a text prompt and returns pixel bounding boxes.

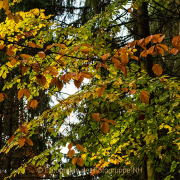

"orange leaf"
[121,88,128,92]
[18,89,24,100]
[18,138,25,147]
[68,142,73,150]
[38,51,46,58]
[23,89,30,98]
[100,122,109,134]
[25,138,33,146]
[55,43,66,49]
[77,157,84,167]
[92,113,100,122]
[160,78,164,83]
[9,135,14,144]
[56,78,63,91]
[152,64,163,76]
[0,44,6,49]
[158,44,169,52]
[30,100,38,109]
[121,53,129,65]
[27,101,31,110]
[21,66,29,76]
[36,74,46,86]
[67,149,75,158]
[140,91,149,104]
[76,144,83,152]
[101,53,110,61]
[171,48,179,55]
[72,158,77,165]
[129,89,136,95]
[97,87,105,97]
[20,54,32,60]
[107,120,118,125]
[81,71,92,79]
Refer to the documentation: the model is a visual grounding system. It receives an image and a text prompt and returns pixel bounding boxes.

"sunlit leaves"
[152,64,163,76]
[140,91,149,104]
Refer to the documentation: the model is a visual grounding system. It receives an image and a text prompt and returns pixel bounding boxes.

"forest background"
[0,0,180,180]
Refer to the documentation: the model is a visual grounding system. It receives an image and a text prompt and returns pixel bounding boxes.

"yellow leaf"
[68,142,73,150]
[152,64,163,76]
[77,157,84,167]
[72,157,77,165]
[67,149,75,159]
[97,87,104,97]
[25,138,33,146]
[100,122,109,134]
[0,1,3,9]
[140,91,149,104]
[92,113,100,122]
[76,144,83,152]
[18,138,25,147]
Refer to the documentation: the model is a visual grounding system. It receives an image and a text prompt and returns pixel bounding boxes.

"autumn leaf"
[36,74,46,86]
[21,66,29,76]
[74,79,81,88]
[9,135,14,144]
[38,51,46,58]
[23,89,30,98]
[121,88,128,92]
[72,158,77,165]
[171,48,179,55]
[30,100,38,109]
[56,78,63,91]
[18,89,24,100]
[152,64,163,76]
[101,53,110,61]
[0,93,7,102]
[0,44,6,49]
[18,138,25,147]
[51,77,57,86]
[68,142,73,150]
[76,144,83,152]
[19,125,28,135]
[129,89,136,95]
[107,120,118,125]
[77,157,84,167]
[100,122,109,134]
[97,87,104,97]
[25,138,33,146]
[140,91,149,104]
[92,113,100,122]
[67,149,75,158]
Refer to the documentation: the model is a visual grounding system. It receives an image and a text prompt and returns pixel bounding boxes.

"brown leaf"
[97,87,105,97]
[171,48,179,55]
[25,138,33,146]
[107,120,118,125]
[138,114,145,120]
[129,89,136,95]
[100,122,109,134]
[77,157,84,167]
[30,100,38,109]
[0,44,6,49]
[55,43,66,49]
[101,53,110,61]
[158,44,169,52]
[19,125,28,135]
[140,91,149,104]
[81,71,92,79]
[121,88,128,92]
[56,78,63,91]
[51,77,57,86]
[67,149,75,159]
[18,138,25,147]
[27,101,31,110]
[72,158,77,165]
[22,66,29,76]
[160,78,164,83]
[74,79,81,88]
[68,142,73,150]
[18,89,24,100]
[152,64,163,76]
[36,74,46,86]
[38,51,46,58]
[76,144,83,152]
[9,135,14,144]
[92,113,100,122]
